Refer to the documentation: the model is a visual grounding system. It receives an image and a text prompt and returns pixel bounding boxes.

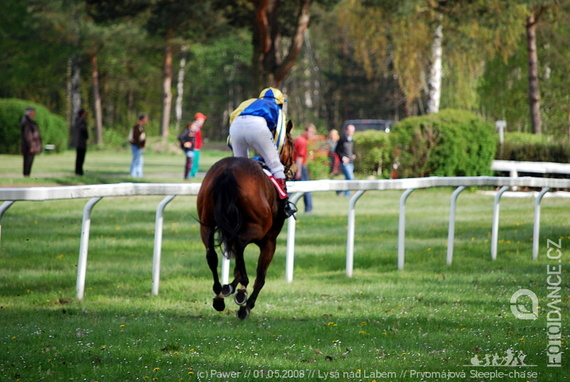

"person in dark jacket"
[335,124,356,196]
[20,107,42,177]
[177,121,196,180]
[72,108,89,175]
[128,113,148,178]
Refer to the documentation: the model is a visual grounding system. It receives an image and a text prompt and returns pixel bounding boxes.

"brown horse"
[197,121,295,320]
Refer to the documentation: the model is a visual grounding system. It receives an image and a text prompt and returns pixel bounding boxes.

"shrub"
[304,136,331,180]
[389,109,497,178]
[353,130,391,177]
[102,125,130,149]
[0,98,68,154]
[307,152,331,180]
[497,132,570,162]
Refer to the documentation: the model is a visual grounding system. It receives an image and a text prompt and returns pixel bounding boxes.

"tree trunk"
[69,53,81,146]
[426,22,443,115]
[252,0,274,89]
[160,38,174,139]
[175,45,188,132]
[90,53,104,144]
[526,14,542,135]
[251,0,311,89]
[274,0,310,86]
[567,106,570,141]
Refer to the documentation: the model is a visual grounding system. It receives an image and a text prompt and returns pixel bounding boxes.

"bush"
[354,130,391,177]
[389,109,497,178]
[307,152,331,180]
[0,98,68,154]
[302,136,330,180]
[497,132,570,162]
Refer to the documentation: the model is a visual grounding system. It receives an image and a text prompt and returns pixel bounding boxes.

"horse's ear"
[286,120,293,134]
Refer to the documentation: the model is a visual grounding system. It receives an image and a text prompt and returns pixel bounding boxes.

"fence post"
[532,188,549,260]
[491,186,509,261]
[0,201,15,244]
[446,186,466,265]
[346,190,366,277]
[77,197,102,300]
[152,195,176,296]
[285,192,304,282]
[398,188,415,270]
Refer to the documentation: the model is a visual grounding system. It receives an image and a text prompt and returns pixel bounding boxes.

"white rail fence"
[1,176,569,300]
[492,159,570,178]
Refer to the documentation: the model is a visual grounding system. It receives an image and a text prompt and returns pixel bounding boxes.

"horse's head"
[280,120,296,180]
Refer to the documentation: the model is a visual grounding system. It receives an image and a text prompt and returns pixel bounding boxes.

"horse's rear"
[197,157,286,319]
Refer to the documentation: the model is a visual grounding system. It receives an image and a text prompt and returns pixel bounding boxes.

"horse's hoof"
[237,306,250,320]
[234,290,248,306]
[221,284,234,297]
[213,297,225,312]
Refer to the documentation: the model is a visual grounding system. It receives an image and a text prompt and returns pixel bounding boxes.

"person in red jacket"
[189,112,207,177]
[293,123,316,213]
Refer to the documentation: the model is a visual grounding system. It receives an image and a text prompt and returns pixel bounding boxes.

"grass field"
[0,143,229,186]
[1,148,568,381]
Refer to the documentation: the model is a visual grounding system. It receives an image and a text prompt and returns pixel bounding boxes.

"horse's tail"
[211,168,243,257]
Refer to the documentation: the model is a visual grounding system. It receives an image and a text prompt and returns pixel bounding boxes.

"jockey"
[228,87,297,218]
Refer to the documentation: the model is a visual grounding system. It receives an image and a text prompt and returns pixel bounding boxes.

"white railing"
[1,176,569,300]
[492,159,570,177]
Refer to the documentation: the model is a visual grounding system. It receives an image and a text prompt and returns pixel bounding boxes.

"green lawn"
[0,149,568,381]
[0,144,229,186]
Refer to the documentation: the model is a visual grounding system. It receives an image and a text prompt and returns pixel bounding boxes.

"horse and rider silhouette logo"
[467,348,536,367]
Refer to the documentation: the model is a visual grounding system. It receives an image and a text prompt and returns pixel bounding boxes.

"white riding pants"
[229,115,285,179]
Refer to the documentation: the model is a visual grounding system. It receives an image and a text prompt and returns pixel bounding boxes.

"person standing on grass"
[335,124,356,196]
[327,128,340,175]
[72,108,89,176]
[20,107,42,177]
[128,113,148,178]
[293,123,316,213]
[178,121,197,180]
[189,112,207,177]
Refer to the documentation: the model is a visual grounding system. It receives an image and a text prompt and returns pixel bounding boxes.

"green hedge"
[0,98,68,154]
[306,152,331,180]
[497,132,570,162]
[389,109,497,178]
[354,130,391,177]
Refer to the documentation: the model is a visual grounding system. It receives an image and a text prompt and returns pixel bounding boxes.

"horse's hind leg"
[222,246,249,305]
[205,232,225,312]
[220,249,240,297]
[233,248,249,305]
[237,240,275,320]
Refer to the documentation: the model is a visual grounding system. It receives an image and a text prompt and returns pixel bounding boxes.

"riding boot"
[276,178,297,218]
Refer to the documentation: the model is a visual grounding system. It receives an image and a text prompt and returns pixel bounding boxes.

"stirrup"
[283,200,297,219]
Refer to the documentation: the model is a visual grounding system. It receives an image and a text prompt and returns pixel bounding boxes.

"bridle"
[281,132,295,180]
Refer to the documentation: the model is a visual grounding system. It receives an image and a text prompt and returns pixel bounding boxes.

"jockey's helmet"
[259,87,285,105]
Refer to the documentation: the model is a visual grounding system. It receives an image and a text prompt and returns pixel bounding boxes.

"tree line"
[1,0,568,145]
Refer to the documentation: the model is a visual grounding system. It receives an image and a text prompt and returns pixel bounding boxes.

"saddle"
[253,157,288,200]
